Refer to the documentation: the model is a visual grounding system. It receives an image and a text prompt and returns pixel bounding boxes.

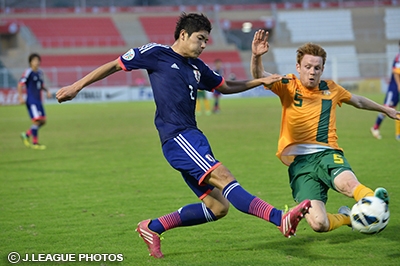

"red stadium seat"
[17,17,125,48]
[40,54,148,87]
[200,50,247,80]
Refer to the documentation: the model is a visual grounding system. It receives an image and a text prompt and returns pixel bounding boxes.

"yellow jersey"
[269,74,352,166]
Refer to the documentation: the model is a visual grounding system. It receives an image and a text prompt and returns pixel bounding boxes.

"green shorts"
[288,149,353,204]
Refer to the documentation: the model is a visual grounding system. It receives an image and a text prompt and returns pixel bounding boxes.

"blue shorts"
[162,129,221,199]
[213,90,221,97]
[383,87,399,107]
[26,102,46,121]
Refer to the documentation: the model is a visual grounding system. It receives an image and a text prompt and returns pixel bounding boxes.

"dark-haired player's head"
[172,13,212,59]
[29,53,41,63]
[28,53,41,70]
[174,13,212,41]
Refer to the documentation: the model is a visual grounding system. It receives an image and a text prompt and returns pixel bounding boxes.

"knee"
[35,120,46,126]
[307,214,329,232]
[206,200,230,219]
[334,171,360,198]
[213,205,229,219]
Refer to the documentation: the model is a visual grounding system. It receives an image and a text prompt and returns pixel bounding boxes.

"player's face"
[296,54,324,89]
[183,30,209,58]
[30,57,41,71]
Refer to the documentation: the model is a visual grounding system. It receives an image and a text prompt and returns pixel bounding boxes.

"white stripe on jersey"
[174,134,211,172]
[20,68,33,83]
[139,43,169,54]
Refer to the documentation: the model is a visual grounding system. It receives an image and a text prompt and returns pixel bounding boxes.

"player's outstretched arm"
[17,82,25,104]
[41,84,52,99]
[218,74,284,94]
[251,29,273,79]
[56,59,122,103]
[346,94,400,120]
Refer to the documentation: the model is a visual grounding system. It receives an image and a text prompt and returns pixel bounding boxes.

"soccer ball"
[350,196,389,234]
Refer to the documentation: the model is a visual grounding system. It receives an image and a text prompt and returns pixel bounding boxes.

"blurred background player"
[195,89,211,116]
[18,53,51,150]
[251,30,397,234]
[56,13,311,259]
[212,58,224,113]
[370,40,400,140]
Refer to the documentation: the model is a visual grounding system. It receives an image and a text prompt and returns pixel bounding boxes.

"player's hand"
[252,30,270,56]
[56,85,80,103]
[386,107,400,120]
[46,91,52,99]
[260,74,289,86]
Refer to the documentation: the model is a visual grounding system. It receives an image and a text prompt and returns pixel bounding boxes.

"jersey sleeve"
[39,70,45,88]
[197,60,224,92]
[19,69,31,85]
[118,43,161,71]
[337,86,352,106]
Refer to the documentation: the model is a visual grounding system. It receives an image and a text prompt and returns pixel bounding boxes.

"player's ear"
[180,30,187,41]
[296,63,301,74]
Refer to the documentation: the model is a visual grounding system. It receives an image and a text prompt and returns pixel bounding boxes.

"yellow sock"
[196,99,201,112]
[327,213,351,231]
[204,99,211,112]
[396,120,400,136]
[353,184,374,202]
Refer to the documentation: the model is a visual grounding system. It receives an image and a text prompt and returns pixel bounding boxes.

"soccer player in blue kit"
[371,40,400,140]
[56,13,311,258]
[18,53,51,150]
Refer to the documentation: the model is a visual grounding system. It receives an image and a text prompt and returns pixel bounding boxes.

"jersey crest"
[193,69,201,83]
[319,81,331,95]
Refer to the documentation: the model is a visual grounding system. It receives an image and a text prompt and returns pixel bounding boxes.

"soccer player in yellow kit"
[251,30,400,233]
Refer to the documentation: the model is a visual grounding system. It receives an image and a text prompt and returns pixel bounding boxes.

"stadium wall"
[0,1,398,105]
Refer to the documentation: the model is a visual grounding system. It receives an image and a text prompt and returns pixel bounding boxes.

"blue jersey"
[118,43,224,143]
[388,52,400,92]
[384,52,400,107]
[19,68,45,104]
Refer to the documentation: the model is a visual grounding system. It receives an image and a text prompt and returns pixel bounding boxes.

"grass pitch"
[1,94,399,266]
